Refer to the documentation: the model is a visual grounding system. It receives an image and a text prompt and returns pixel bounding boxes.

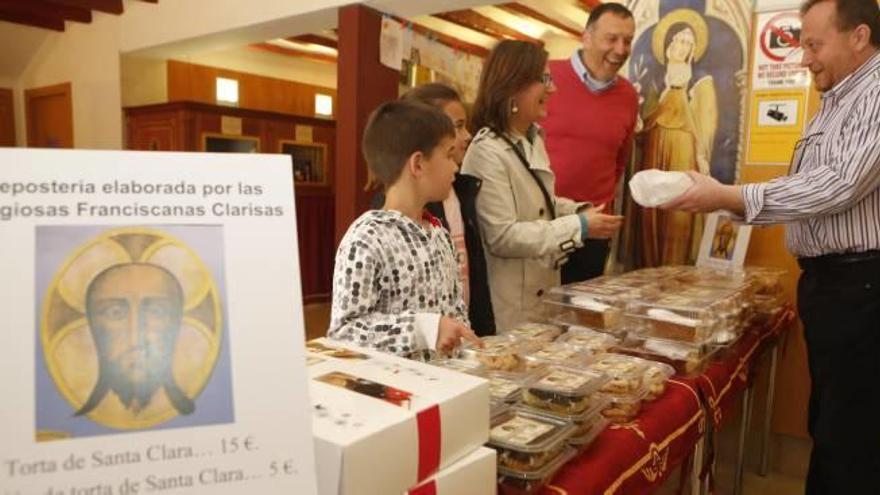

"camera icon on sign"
[767,105,788,122]
[769,25,801,49]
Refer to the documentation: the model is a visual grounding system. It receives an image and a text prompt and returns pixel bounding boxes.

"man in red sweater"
[543,3,639,283]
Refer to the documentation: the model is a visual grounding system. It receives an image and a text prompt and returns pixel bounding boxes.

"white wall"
[120,0,350,57]
[176,47,338,89]
[13,12,122,149]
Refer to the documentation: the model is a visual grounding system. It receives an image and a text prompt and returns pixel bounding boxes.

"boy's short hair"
[362,100,455,187]
[400,82,461,109]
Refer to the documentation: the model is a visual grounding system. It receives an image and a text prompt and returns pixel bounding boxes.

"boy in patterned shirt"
[328,100,483,357]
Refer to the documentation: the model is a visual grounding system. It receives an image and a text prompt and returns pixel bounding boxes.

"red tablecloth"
[542,379,705,495]
[696,308,795,428]
[539,308,796,495]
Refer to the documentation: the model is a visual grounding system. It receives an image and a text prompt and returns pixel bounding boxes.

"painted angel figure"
[640,9,718,267]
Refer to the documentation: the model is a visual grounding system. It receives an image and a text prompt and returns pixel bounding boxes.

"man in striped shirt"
[663,0,880,492]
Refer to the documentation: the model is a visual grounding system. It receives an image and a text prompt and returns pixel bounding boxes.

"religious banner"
[620,0,752,269]
[0,148,317,494]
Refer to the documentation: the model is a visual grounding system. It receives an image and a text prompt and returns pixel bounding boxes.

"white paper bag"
[628,169,694,207]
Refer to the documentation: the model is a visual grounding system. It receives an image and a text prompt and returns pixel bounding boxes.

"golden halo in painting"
[652,8,710,64]
[40,227,222,430]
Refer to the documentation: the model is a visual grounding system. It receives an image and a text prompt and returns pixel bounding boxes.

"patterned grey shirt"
[328,210,469,356]
[742,51,880,257]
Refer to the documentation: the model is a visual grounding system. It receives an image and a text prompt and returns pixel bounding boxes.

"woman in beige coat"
[461,40,623,331]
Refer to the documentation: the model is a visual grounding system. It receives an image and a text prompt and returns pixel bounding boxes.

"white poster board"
[0,148,317,494]
[696,212,753,270]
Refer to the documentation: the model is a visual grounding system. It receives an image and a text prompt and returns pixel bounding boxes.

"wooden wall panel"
[0,88,14,146]
[124,101,337,302]
[167,60,337,118]
[25,82,73,148]
[334,4,400,243]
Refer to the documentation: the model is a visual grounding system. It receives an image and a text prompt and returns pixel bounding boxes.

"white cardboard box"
[407,447,497,495]
[308,339,490,495]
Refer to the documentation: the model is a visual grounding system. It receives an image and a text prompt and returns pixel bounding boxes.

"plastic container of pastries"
[519,391,610,426]
[521,343,592,371]
[568,415,610,453]
[497,447,577,495]
[429,357,486,376]
[670,266,753,292]
[625,295,721,344]
[745,266,786,297]
[600,391,646,424]
[460,335,528,372]
[612,335,712,376]
[616,265,689,283]
[506,321,564,343]
[521,366,609,415]
[557,325,620,353]
[542,289,625,331]
[521,396,611,450]
[491,400,512,424]
[488,371,533,403]
[489,407,576,472]
[555,281,631,300]
[660,286,749,331]
[642,361,675,401]
[587,353,648,396]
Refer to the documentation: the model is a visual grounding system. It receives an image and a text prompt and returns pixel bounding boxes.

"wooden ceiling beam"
[0,0,91,24]
[249,43,337,65]
[44,0,123,15]
[0,9,65,31]
[497,3,581,38]
[287,34,338,50]
[391,16,489,58]
[433,9,541,45]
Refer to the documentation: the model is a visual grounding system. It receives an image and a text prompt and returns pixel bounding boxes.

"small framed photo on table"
[696,212,753,269]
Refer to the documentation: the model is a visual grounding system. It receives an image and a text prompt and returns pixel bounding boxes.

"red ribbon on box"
[409,480,437,495]
[417,404,442,481]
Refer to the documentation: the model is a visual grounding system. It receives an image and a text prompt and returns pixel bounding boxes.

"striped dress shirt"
[742,51,880,258]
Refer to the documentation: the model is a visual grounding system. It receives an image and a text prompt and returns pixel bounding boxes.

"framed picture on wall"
[696,212,753,270]
[202,133,260,153]
[278,140,328,187]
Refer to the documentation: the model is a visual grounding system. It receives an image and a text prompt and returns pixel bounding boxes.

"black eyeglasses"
[540,73,554,86]
[789,132,823,174]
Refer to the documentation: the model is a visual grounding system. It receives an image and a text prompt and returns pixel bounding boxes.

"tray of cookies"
[489,408,576,472]
[497,446,577,495]
[612,335,713,376]
[521,366,609,415]
[642,361,675,401]
[521,343,592,371]
[488,371,533,403]
[669,266,753,292]
[599,391,646,424]
[568,414,609,452]
[587,353,648,396]
[460,335,531,372]
[506,321,564,343]
[556,325,620,353]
